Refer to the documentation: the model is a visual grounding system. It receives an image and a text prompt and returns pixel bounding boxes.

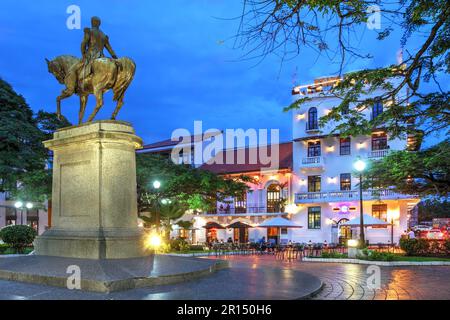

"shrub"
[357,249,395,261]
[169,237,189,252]
[188,245,204,251]
[0,243,10,254]
[321,251,346,259]
[0,225,37,254]
[445,239,450,253]
[400,238,429,256]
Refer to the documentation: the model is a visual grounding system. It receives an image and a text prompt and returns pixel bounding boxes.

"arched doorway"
[337,218,352,245]
[266,183,281,213]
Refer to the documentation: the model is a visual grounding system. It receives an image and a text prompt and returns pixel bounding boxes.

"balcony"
[295,189,416,204]
[203,205,285,216]
[367,149,390,159]
[301,156,324,169]
[305,122,320,133]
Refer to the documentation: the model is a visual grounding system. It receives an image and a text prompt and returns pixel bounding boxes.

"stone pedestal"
[34,120,149,259]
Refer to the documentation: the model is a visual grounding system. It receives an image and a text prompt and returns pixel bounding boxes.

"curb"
[0,258,229,293]
[303,257,450,266]
[296,281,325,300]
[165,252,256,257]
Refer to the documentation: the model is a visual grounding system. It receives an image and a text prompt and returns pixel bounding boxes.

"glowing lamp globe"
[153,180,161,189]
[14,201,23,208]
[353,159,366,172]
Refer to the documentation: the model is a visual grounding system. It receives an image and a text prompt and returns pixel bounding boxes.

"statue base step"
[34,228,149,259]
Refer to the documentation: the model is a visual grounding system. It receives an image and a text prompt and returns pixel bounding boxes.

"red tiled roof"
[141,131,222,151]
[200,142,292,174]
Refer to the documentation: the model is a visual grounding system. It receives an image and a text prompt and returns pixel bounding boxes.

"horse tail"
[113,57,136,102]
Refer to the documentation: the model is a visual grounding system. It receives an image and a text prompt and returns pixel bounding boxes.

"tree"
[140,200,188,239]
[362,140,449,197]
[0,78,71,202]
[236,1,448,140]
[0,78,46,193]
[417,198,450,222]
[236,1,448,198]
[136,153,252,223]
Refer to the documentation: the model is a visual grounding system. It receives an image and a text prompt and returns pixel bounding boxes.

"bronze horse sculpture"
[46,55,136,124]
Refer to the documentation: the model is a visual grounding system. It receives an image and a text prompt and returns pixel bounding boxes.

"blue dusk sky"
[0,0,447,146]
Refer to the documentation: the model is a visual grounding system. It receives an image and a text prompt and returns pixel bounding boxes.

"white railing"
[302,156,323,165]
[295,189,414,203]
[368,149,389,159]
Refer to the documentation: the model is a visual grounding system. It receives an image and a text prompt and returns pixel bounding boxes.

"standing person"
[408,228,416,239]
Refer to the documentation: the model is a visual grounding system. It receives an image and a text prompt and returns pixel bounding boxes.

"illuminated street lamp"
[353,158,367,247]
[153,180,161,189]
[14,201,23,209]
[14,201,33,225]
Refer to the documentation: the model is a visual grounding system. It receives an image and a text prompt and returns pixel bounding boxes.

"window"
[234,192,247,213]
[307,141,321,157]
[5,207,16,226]
[307,107,318,130]
[372,132,388,151]
[340,173,351,191]
[372,101,383,119]
[266,184,281,213]
[372,204,388,221]
[308,176,321,192]
[27,209,39,232]
[308,207,321,229]
[339,137,351,155]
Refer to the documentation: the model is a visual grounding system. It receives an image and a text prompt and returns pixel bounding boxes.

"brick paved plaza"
[215,256,450,300]
[0,255,448,300]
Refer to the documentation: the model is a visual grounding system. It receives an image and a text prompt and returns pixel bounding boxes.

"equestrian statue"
[46,16,136,124]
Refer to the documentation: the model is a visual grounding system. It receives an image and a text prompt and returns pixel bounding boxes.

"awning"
[341,214,390,227]
[257,217,302,228]
[226,221,253,229]
[202,222,225,229]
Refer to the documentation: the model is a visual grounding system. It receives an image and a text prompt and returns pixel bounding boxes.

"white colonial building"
[288,76,420,245]
[147,75,421,246]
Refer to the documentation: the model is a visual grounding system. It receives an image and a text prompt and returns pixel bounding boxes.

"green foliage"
[357,248,396,261]
[362,140,449,197]
[400,238,431,256]
[418,199,450,221]
[0,78,45,192]
[0,225,37,254]
[320,251,347,259]
[188,244,205,251]
[238,2,449,183]
[444,239,450,253]
[177,220,194,230]
[169,237,189,252]
[0,243,10,254]
[0,78,71,201]
[136,153,251,215]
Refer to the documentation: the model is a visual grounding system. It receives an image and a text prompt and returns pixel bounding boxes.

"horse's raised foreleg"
[86,89,104,122]
[56,87,75,119]
[111,98,124,120]
[79,95,88,124]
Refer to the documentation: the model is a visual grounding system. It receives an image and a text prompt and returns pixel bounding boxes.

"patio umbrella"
[258,217,302,228]
[202,221,225,229]
[257,217,302,244]
[226,221,253,229]
[341,214,390,227]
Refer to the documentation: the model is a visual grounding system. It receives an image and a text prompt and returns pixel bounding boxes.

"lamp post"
[152,180,161,231]
[353,159,366,247]
[389,210,399,251]
[14,201,33,225]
